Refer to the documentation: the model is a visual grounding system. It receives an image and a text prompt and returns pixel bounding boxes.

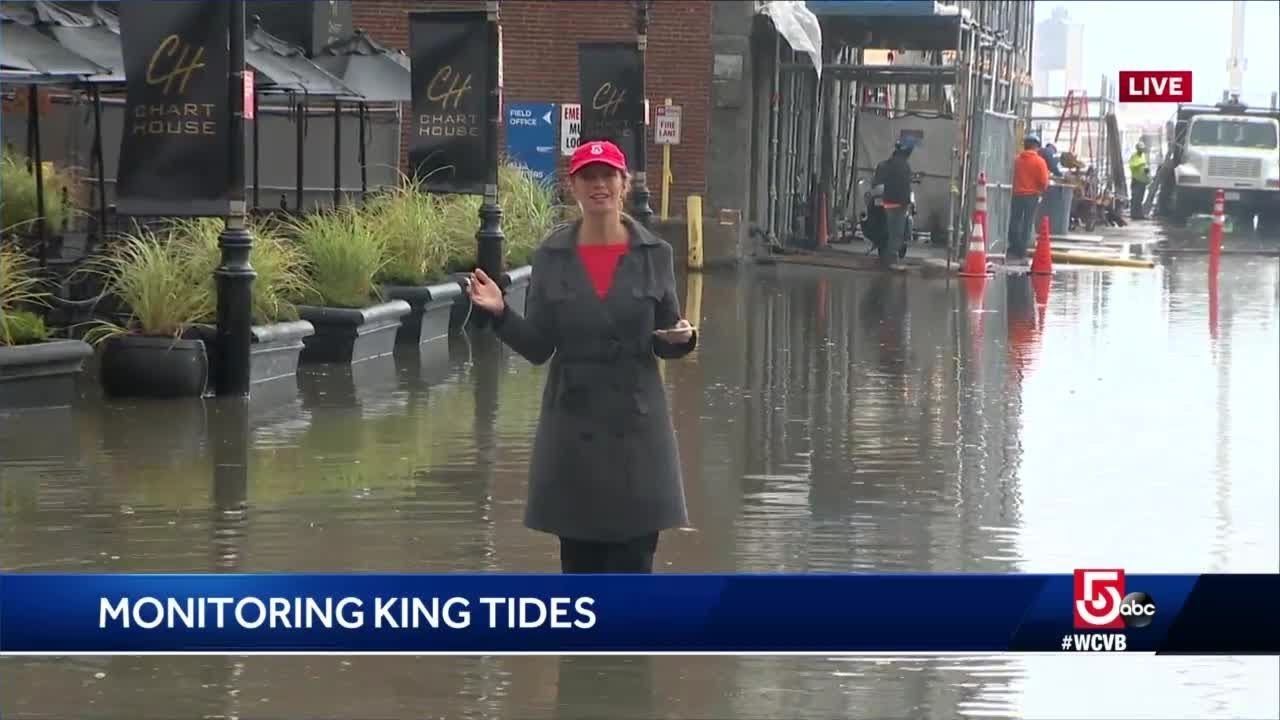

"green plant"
[0,149,72,233]
[168,217,312,325]
[82,228,214,342]
[0,241,51,346]
[286,206,388,308]
[437,192,483,273]
[0,309,49,345]
[430,162,556,273]
[365,181,451,286]
[499,162,557,268]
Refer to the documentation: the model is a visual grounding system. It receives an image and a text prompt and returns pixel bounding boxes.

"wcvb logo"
[1073,569,1157,629]
[1119,71,1193,103]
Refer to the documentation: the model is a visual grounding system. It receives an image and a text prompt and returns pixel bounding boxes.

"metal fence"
[967,109,1017,255]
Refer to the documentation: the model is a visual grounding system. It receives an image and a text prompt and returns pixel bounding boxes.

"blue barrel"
[1042,183,1074,235]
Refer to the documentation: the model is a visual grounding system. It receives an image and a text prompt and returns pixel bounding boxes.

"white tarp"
[760,1,823,81]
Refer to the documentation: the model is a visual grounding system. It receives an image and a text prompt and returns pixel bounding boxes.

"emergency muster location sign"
[654,104,682,145]
[560,103,581,156]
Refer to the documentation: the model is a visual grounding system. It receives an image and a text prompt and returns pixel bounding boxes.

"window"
[1188,119,1279,149]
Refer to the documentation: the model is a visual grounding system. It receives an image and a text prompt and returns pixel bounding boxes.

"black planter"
[382,279,465,345]
[98,334,209,398]
[0,339,93,410]
[296,299,411,365]
[189,320,315,389]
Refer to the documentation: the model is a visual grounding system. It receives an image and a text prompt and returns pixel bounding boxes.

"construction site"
[750,0,1036,263]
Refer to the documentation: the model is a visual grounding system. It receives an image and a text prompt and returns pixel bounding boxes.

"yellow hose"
[1050,251,1155,268]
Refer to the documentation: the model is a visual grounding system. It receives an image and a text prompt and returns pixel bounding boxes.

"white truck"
[1160,98,1280,230]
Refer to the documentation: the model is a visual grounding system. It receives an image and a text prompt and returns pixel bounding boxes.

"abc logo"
[1119,591,1157,628]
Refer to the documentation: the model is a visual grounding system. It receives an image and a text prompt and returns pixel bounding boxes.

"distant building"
[1033,7,1084,97]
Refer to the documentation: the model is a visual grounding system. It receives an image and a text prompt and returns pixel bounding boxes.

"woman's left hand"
[654,318,694,345]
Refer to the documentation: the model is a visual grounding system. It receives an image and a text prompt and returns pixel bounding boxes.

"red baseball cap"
[569,140,628,176]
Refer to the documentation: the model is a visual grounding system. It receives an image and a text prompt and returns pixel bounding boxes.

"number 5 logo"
[1073,569,1125,629]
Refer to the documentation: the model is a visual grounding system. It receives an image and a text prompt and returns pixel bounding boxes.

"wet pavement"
[1,221,1278,719]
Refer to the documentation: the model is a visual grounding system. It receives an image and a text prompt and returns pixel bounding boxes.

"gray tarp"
[313,31,410,103]
[248,23,359,98]
[0,16,107,76]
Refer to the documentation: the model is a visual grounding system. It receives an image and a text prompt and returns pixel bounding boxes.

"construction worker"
[1129,142,1150,220]
[1040,142,1064,178]
[1009,135,1051,264]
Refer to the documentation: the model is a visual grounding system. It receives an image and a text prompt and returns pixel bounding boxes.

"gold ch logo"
[427,66,471,110]
[146,34,206,95]
[592,82,626,117]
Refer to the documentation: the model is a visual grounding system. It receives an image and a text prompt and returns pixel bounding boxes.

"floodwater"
[2,223,1278,719]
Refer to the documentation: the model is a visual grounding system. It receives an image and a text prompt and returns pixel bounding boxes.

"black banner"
[409,11,493,195]
[117,0,231,216]
[578,42,644,170]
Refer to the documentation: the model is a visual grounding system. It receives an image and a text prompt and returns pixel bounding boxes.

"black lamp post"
[630,0,654,227]
[214,0,256,397]
[475,0,506,297]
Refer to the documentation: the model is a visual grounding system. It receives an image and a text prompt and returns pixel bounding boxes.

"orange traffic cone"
[1030,216,1053,275]
[958,219,992,277]
[974,172,989,248]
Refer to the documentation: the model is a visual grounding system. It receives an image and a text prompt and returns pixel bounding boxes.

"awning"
[313,30,410,103]
[248,21,361,99]
[0,10,109,77]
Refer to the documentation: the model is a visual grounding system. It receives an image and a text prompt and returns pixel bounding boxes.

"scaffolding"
[759,0,1034,261]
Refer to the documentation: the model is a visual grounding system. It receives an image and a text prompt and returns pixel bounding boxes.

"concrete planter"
[447,265,533,331]
[503,265,532,316]
[296,300,411,365]
[98,335,209,398]
[0,339,93,409]
[382,279,465,345]
[190,320,315,388]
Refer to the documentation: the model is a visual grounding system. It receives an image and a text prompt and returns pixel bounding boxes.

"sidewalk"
[755,219,1171,276]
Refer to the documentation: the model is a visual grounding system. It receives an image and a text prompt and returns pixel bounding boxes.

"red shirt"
[577,242,628,298]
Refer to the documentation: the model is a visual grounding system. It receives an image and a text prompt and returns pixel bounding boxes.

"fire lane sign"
[654,104,681,145]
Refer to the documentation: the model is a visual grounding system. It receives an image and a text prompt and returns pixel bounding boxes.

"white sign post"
[560,103,581,156]
[654,104,682,145]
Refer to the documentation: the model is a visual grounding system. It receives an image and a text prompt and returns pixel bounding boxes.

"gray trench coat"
[491,216,696,542]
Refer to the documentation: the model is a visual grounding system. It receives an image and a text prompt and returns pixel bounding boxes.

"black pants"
[559,533,659,573]
[1131,180,1148,219]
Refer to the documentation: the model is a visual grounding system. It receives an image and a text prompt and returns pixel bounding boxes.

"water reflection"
[1,256,1277,718]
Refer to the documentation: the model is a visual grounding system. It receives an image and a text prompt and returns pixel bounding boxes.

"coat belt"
[556,337,651,363]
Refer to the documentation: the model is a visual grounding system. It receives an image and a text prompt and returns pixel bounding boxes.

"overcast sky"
[1034,0,1280,123]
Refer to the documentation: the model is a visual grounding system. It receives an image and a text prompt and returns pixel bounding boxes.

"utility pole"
[630,0,654,227]
[1227,0,1245,99]
[475,1,505,294]
[215,0,255,397]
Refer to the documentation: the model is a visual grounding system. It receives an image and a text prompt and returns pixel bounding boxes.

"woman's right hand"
[468,268,505,315]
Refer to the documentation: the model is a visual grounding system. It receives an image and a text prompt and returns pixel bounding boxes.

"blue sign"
[505,102,558,184]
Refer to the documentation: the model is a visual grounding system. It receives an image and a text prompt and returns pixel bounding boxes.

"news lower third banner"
[0,573,1275,655]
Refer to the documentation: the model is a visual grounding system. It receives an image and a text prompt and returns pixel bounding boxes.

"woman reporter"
[467,140,697,574]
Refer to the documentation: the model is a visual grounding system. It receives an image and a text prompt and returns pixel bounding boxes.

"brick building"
[351,0,715,215]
